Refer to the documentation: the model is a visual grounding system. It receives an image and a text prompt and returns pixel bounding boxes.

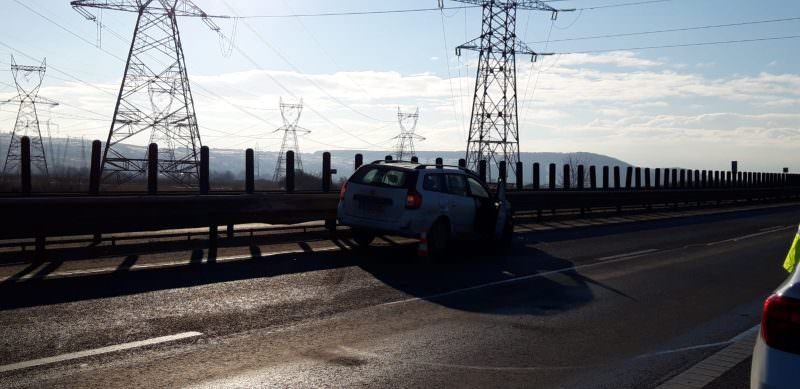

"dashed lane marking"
[0,331,203,373]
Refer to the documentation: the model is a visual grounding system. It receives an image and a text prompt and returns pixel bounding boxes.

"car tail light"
[339,181,348,201]
[406,190,422,209]
[761,294,800,355]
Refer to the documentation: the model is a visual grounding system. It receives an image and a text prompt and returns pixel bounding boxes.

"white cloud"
[9,52,797,170]
[555,51,662,68]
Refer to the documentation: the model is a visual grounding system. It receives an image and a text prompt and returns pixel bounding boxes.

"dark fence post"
[686,169,692,188]
[355,153,363,169]
[645,168,651,188]
[199,146,209,194]
[208,225,218,260]
[479,160,487,182]
[563,164,570,189]
[35,235,45,261]
[589,166,597,189]
[694,170,700,188]
[322,152,331,193]
[245,148,255,194]
[533,163,540,190]
[499,161,507,184]
[147,143,158,195]
[286,151,295,193]
[89,140,102,195]
[458,158,466,168]
[613,166,621,189]
[726,171,732,188]
[702,170,708,188]
[625,166,632,189]
[635,167,642,188]
[602,166,609,189]
[680,169,686,188]
[577,165,585,190]
[737,171,742,187]
[549,163,556,190]
[654,168,661,189]
[516,161,523,190]
[20,136,31,196]
[714,171,720,187]
[671,169,678,188]
[664,168,671,188]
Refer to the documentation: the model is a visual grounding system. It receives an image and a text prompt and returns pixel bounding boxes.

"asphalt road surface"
[1,205,798,388]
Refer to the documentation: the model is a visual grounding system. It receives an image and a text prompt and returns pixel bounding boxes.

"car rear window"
[351,166,413,188]
[445,174,468,196]
[423,173,445,192]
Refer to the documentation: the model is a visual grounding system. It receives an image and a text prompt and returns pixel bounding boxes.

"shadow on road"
[355,241,606,316]
[0,230,615,318]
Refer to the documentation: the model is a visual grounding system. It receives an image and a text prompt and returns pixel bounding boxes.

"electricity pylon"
[71,0,224,187]
[1,56,58,179]
[273,98,310,182]
[394,107,424,161]
[445,0,571,181]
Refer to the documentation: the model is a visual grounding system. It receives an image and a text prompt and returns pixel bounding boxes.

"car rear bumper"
[750,336,800,389]
[337,210,425,239]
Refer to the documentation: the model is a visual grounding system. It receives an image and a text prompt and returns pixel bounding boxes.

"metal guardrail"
[2,186,798,254]
[2,137,800,260]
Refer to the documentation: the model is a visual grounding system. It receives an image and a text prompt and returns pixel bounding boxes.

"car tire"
[427,219,450,257]
[352,229,375,247]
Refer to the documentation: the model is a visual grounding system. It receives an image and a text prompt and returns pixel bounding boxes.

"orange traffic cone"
[418,232,429,257]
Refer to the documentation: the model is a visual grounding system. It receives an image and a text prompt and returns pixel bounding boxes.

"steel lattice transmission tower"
[273,98,310,182]
[2,56,58,179]
[71,0,224,187]
[394,107,424,161]
[446,0,571,181]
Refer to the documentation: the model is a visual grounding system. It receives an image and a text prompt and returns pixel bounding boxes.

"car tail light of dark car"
[339,181,348,201]
[405,190,422,209]
[761,294,800,355]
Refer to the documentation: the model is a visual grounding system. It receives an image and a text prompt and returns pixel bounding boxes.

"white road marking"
[654,325,760,389]
[635,325,759,359]
[382,224,794,307]
[706,225,795,246]
[759,225,788,233]
[380,248,661,307]
[0,331,203,373]
[596,249,659,262]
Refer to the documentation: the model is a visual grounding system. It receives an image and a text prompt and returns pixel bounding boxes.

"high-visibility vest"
[784,225,800,273]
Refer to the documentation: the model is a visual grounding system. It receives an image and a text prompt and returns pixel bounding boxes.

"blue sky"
[0,0,798,171]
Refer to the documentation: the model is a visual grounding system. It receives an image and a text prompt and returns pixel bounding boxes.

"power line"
[223,2,392,124]
[221,2,391,149]
[198,0,668,19]
[558,34,800,54]
[576,0,672,10]
[529,16,800,44]
[203,6,480,19]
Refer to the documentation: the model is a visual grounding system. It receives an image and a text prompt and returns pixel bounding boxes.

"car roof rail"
[365,160,479,176]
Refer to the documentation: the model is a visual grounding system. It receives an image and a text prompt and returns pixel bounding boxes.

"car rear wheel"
[427,220,450,257]
[352,229,375,247]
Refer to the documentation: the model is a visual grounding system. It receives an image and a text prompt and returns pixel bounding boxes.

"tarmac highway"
[0,204,798,388]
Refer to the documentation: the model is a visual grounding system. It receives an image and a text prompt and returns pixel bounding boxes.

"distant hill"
[0,134,632,183]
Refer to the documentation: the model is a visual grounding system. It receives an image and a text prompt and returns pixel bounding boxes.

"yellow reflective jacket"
[784,225,800,273]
